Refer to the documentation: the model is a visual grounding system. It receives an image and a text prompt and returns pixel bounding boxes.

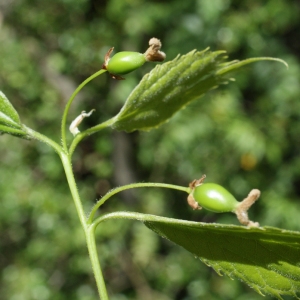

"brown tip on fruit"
[144,37,166,62]
[102,47,114,70]
[110,74,125,80]
[189,174,206,189]
[234,189,260,227]
[187,194,202,210]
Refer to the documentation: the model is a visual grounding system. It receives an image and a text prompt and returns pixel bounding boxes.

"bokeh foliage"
[0,0,300,299]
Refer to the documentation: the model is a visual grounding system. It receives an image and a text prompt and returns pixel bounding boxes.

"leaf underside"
[0,91,21,128]
[144,219,300,299]
[0,91,27,138]
[111,48,287,132]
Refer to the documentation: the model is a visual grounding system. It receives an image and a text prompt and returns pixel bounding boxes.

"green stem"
[93,211,190,229]
[23,125,63,154]
[60,152,109,299]
[60,152,87,228]
[69,117,115,157]
[61,69,107,152]
[88,182,189,224]
[217,57,288,76]
[0,125,29,137]
[23,121,110,298]
[86,224,109,300]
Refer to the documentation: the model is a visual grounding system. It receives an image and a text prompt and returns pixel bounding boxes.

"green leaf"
[0,124,29,139]
[111,49,287,132]
[0,91,28,138]
[0,91,22,128]
[144,219,300,299]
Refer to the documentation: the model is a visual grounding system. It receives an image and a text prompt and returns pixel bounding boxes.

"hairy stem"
[60,151,109,299]
[88,182,189,224]
[93,211,187,229]
[60,152,87,228]
[61,69,107,152]
[86,224,109,300]
[23,125,62,154]
[20,127,109,298]
[69,117,115,157]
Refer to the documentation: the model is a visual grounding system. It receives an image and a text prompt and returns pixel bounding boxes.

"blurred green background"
[1,0,300,299]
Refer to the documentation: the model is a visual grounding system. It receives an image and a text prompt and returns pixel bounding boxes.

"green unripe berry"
[106,52,146,75]
[192,183,239,213]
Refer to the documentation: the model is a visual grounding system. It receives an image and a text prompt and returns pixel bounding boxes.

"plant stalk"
[69,117,115,157]
[86,224,109,300]
[61,69,107,152]
[88,182,189,224]
[60,151,109,299]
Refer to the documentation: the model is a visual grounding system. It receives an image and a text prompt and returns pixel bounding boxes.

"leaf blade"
[144,219,300,299]
[0,91,22,128]
[112,49,227,132]
[111,50,287,132]
[0,124,29,139]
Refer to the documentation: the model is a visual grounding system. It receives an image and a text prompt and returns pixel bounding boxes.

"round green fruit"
[193,183,239,213]
[106,52,146,75]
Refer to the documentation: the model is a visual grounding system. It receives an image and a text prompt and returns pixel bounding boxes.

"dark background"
[0,0,300,299]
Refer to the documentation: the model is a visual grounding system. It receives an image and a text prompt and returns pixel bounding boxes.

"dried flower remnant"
[69,109,95,136]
